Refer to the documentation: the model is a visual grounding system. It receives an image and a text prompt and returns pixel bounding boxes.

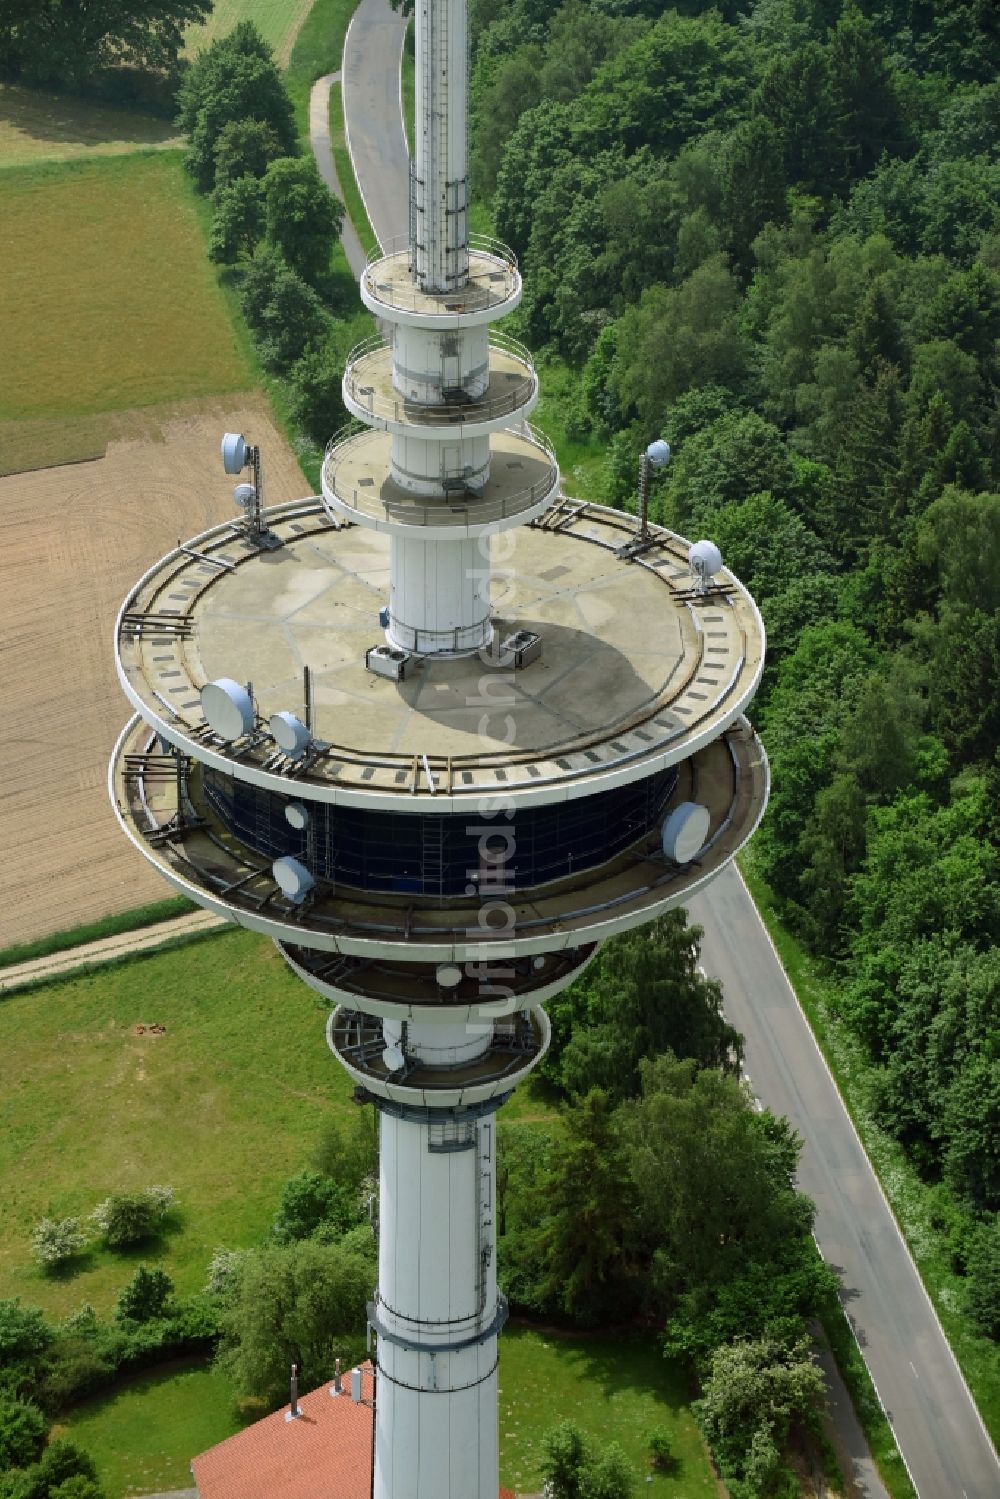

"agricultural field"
[0,148,309,945]
[0,85,181,170]
[0,153,254,468]
[0,397,308,949]
[184,0,316,66]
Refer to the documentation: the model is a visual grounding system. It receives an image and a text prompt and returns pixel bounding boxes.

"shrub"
[647,1430,676,1473]
[7,1440,102,1499]
[965,1218,1000,1339]
[90,1188,173,1249]
[271,1171,357,1243]
[0,1397,47,1469]
[115,1267,174,1324]
[31,1218,88,1271]
[0,1301,53,1398]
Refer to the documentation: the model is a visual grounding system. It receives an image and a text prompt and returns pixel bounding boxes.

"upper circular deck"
[343,331,538,437]
[360,238,521,328]
[321,423,558,537]
[114,497,765,812]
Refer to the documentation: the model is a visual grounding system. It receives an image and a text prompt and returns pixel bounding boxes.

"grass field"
[0,929,350,1316]
[0,154,252,431]
[501,1328,717,1496]
[58,1364,243,1498]
[184,0,315,67]
[0,85,181,169]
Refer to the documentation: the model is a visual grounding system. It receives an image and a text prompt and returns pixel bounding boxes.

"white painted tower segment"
[413,0,469,291]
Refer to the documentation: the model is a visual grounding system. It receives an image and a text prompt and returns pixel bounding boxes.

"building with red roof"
[191,1366,517,1499]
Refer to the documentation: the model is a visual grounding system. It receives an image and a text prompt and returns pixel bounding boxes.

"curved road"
[330,8,1000,1495]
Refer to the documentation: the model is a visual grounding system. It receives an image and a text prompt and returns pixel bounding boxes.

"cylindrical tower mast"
[110,2,769,1497]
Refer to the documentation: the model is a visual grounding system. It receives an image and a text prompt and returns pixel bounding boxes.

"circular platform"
[115,498,764,810]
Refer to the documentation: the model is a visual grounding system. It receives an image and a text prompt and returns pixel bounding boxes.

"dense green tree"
[212,119,285,192]
[176,22,298,193]
[0,1398,46,1471]
[965,1219,1000,1338]
[270,1170,357,1243]
[540,1421,635,1499]
[239,248,330,373]
[208,176,265,265]
[262,157,344,285]
[532,1091,639,1323]
[216,1238,373,1404]
[621,1057,813,1305]
[695,1335,825,1495]
[0,1301,53,1398]
[0,0,210,85]
[114,1267,173,1323]
[546,912,742,1105]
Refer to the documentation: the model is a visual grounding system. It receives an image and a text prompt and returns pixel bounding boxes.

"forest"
[463,0,998,1348]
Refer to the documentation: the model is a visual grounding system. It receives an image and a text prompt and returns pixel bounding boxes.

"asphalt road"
[689,866,1000,1499]
[336,9,1000,1494]
[342,0,409,251]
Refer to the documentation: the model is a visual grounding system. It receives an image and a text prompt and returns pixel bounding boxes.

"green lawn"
[0,929,351,1317]
[0,154,252,426]
[329,81,378,253]
[0,85,181,169]
[58,1364,243,1498]
[500,1327,717,1496]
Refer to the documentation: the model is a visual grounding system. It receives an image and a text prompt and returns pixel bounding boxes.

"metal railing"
[322,421,558,529]
[363,234,520,314]
[343,329,536,427]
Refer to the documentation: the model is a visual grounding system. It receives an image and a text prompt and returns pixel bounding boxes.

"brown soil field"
[0,397,309,947]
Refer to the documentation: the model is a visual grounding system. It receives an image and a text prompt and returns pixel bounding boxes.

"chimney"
[351,1366,363,1403]
[285,1363,302,1422]
[330,1357,343,1397]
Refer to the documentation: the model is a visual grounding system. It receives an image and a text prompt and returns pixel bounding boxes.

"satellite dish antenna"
[270,711,312,760]
[531,956,546,971]
[382,1045,405,1072]
[435,963,462,988]
[233,482,255,510]
[272,856,315,904]
[646,438,671,467]
[221,432,248,475]
[689,539,723,592]
[201,678,254,741]
[662,802,711,863]
[285,801,310,830]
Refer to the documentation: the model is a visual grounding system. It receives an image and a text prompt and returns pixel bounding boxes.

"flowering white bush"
[31,1216,87,1270]
[90,1186,175,1248]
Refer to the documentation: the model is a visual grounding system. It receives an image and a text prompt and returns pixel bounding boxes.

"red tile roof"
[191,1367,515,1499]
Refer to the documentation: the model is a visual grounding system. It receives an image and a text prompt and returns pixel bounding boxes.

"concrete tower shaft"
[412,0,469,291]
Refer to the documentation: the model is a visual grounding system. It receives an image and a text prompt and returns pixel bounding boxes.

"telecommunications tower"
[110,0,768,1492]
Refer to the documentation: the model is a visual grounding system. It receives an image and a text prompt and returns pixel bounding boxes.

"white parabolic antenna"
[201,678,254,741]
[233,482,255,510]
[662,801,711,863]
[382,1045,406,1072]
[646,438,671,467]
[689,538,723,580]
[285,801,310,830]
[221,432,248,475]
[436,963,463,988]
[270,711,312,759]
[272,856,314,903]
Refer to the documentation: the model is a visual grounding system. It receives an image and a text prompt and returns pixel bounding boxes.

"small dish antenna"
[662,802,711,864]
[285,801,310,830]
[272,856,314,904]
[270,711,312,760]
[233,482,255,510]
[646,438,671,467]
[689,539,723,593]
[435,963,463,988]
[201,678,254,741]
[221,432,249,475]
[382,1044,406,1072]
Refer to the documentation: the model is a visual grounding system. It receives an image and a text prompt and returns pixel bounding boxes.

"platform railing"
[343,329,536,426]
[362,234,519,313]
[322,421,558,529]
